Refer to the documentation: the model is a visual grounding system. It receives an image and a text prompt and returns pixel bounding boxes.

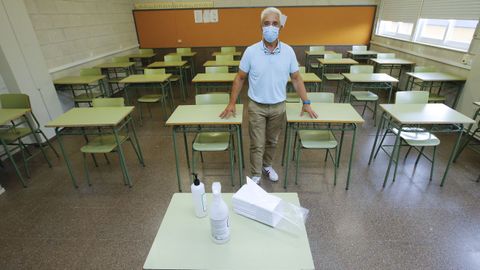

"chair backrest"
[0,93,31,109]
[139,49,154,54]
[215,55,233,62]
[195,93,230,105]
[298,66,306,73]
[112,56,129,63]
[220,46,236,53]
[324,53,342,60]
[164,55,181,62]
[206,66,229,73]
[350,65,374,74]
[309,46,325,52]
[352,45,367,51]
[395,91,429,104]
[414,66,436,72]
[305,92,334,103]
[144,68,166,75]
[80,68,102,76]
[92,98,125,107]
[377,53,395,59]
[176,48,192,53]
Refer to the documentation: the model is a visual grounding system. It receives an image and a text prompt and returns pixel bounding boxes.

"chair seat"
[137,94,164,103]
[428,93,446,102]
[299,130,337,149]
[80,135,127,153]
[310,63,320,69]
[193,132,230,151]
[0,127,31,142]
[351,91,378,101]
[74,92,103,102]
[286,92,300,103]
[392,127,440,146]
[169,75,180,82]
[324,73,344,81]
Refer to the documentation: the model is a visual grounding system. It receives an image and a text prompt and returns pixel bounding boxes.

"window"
[377,20,414,40]
[414,19,478,51]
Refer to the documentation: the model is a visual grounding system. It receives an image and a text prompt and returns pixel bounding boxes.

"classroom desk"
[369,58,415,90]
[192,73,235,95]
[53,75,107,102]
[212,51,242,59]
[341,73,399,103]
[346,50,378,62]
[203,60,240,69]
[148,61,188,101]
[304,50,336,72]
[405,72,466,108]
[45,106,143,188]
[167,52,197,76]
[126,52,157,69]
[283,103,364,190]
[119,74,173,120]
[166,104,244,192]
[143,192,314,270]
[368,103,474,187]
[94,62,136,95]
[317,58,358,89]
[0,108,32,186]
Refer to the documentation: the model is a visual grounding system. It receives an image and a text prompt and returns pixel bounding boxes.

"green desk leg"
[55,128,78,188]
[172,127,182,192]
[346,124,357,190]
[440,125,464,187]
[128,115,145,166]
[368,111,387,165]
[1,138,27,187]
[383,124,402,188]
[236,125,244,185]
[283,123,293,189]
[337,124,346,167]
[113,128,132,187]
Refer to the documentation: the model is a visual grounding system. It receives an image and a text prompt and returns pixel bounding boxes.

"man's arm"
[290,71,318,118]
[219,70,248,118]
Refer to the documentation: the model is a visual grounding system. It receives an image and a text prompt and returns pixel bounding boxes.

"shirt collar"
[261,40,281,55]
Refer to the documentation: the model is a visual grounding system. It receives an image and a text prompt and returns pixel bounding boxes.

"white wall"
[0,74,7,94]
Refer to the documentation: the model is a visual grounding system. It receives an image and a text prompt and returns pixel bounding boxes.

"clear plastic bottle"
[191,173,207,218]
[209,182,230,244]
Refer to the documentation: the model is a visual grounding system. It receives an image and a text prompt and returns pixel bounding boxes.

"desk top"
[143,192,314,270]
[166,104,243,126]
[0,109,30,125]
[286,103,364,123]
[127,53,156,58]
[212,51,242,56]
[192,73,236,83]
[291,73,322,83]
[167,52,197,57]
[347,50,378,55]
[305,50,336,56]
[380,104,474,125]
[45,107,134,128]
[370,58,415,65]
[342,73,399,83]
[148,61,187,68]
[405,72,466,82]
[120,74,171,84]
[318,58,358,65]
[53,75,105,85]
[203,60,240,67]
[94,62,135,68]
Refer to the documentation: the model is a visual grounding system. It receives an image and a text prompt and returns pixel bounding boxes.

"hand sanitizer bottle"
[191,173,207,218]
[209,182,230,244]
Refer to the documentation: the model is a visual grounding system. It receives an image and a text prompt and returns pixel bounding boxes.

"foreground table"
[143,192,314,270]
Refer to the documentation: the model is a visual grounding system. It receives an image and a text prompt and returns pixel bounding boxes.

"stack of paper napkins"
[232,177,309,232]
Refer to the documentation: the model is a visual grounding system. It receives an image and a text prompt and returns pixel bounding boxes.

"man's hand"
[220,104,236,119]
[300,104,318,118]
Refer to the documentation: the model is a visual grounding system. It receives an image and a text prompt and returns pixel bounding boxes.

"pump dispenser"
[209,182,230,244]
[191,173,207,218]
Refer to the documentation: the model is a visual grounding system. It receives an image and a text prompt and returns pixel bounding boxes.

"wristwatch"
[302,99,311,105]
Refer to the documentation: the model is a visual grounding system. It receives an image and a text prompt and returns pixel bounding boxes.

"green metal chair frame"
[136,68,174,123]
[308,45,325,71]
[343,65,379,123]
[320,53,345,93]
[453,104,480,163]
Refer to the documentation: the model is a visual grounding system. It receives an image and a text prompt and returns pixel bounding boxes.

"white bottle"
[209,182,230,244]
[191,173,207,218]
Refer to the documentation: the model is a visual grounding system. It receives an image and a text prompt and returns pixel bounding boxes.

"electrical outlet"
[461,54,473,66]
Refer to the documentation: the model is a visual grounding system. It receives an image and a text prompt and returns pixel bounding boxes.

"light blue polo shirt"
[239,41,299,104]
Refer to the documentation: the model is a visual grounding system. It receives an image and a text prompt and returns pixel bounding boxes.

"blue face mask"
[262,26,279,43]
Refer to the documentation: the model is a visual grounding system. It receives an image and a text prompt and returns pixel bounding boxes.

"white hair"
[260,7,282,23]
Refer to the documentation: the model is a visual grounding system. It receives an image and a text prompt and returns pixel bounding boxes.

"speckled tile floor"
[1,85,479,270]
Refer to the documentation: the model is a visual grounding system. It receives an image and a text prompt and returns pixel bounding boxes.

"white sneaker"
[250,176,261,184]
[263,166,279,182]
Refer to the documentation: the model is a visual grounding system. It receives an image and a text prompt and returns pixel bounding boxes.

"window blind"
[379,0,422,23]
[420,0,480,20]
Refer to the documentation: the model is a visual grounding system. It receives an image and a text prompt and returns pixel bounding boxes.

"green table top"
[212,51,242,56]
[305,50,336,56]
[347,50,378,55]
[45,107,134,128]
[94,62,135,68]
[119,74,171,84]
[203,60,240,67]
[290,73,322,83]
[126,53,156,58]
[192,73,236,83]
[148,61,187,68]
[380,104,474,125]
[342,73,399,83]
[167,52,197,57]
[53,75,105,85]
[405,72,466,82]
[143,192,314,270]
[0,108,30,125]
[318,58,358,65]
[166,104,243,126]
[286,103,364,123]
[370,58,415,65]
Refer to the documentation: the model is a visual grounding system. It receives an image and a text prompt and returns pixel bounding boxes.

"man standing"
[220,7,317,184]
